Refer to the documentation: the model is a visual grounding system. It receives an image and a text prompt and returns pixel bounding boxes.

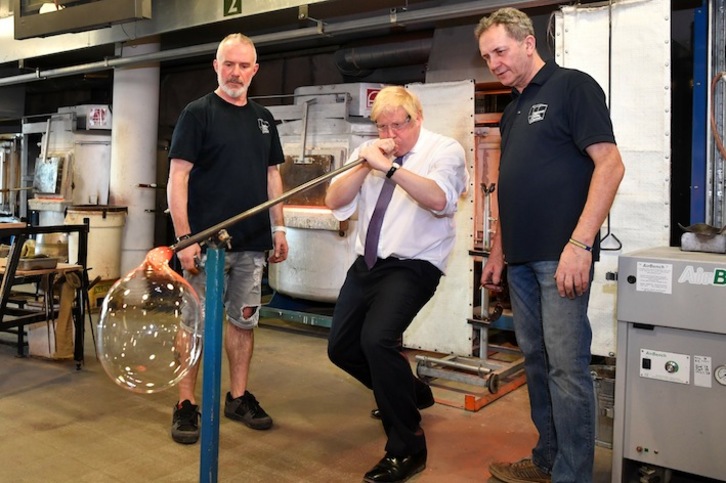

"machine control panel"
[640,348,690,385]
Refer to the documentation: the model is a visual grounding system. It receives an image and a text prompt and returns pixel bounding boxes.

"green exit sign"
[224,0,242,16]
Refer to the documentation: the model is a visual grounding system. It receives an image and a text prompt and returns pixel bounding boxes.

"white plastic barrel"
[65,205,128,281]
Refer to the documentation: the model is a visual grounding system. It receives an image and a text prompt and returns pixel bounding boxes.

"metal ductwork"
[0,0,557,88]
[334,38,433,77]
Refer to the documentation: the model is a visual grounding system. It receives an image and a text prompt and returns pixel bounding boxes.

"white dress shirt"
[331,128,469,273]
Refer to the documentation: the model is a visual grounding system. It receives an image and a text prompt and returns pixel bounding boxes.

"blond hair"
[474,7,534,42]
[370,86,423,122]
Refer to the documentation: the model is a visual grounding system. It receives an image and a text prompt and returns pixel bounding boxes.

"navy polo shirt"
[498,61,616,264]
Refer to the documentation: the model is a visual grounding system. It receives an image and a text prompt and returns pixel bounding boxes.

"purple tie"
[364,157,403,269]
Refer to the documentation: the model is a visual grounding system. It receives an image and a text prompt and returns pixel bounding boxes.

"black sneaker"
[171,400,200,444]
[224,391,273,430]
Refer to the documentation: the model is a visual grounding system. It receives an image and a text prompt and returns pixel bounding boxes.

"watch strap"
[385,162,401,179]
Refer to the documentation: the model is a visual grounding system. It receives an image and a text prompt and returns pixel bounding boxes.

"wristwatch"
[176,234,191,243]
[386,162,401,179]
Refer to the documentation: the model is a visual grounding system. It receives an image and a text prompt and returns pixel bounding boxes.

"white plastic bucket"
[65,205,127,281]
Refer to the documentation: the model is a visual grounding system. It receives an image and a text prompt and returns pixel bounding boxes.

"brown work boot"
[489,458,551,483]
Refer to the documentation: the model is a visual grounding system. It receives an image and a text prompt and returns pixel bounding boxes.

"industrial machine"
[21,105,113,226]
[613,247,726,482]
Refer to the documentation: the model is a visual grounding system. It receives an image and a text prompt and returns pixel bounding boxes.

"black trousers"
[328,256,442,456]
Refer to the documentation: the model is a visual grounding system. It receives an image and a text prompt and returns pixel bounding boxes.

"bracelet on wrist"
[176,233,191,243]
[568,237,592,252]
[272,226,287,234]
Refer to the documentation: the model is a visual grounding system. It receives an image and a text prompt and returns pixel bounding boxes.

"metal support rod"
[199,247,226,483]
[172,157,365,252]
[417,365,493,389]
[475,313,488,360]
[415,355,493,376]
[299,98,316,164]
[481,183,495,250]
[41,118,51,163]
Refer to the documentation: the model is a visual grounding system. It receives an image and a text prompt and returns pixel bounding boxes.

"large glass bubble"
[97,246,202,394]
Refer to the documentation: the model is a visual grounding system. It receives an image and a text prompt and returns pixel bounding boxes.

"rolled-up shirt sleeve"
[426,139,469,216]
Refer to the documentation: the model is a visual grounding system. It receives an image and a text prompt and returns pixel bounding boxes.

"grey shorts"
[184,251,266,330]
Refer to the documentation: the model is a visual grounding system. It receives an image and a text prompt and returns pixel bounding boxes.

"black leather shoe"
[363,449,427,482]
[371,383,435,419]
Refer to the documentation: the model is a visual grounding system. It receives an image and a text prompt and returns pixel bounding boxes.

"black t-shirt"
[168,93,285,251]
[498,61,616,263]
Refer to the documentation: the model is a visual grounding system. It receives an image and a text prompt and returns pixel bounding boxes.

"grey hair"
[216,33,257,63]
[474,7,534,42]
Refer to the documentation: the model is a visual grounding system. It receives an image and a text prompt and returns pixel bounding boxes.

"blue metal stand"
[199,247,225,483]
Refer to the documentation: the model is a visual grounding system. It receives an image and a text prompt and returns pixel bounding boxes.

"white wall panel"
[556,0,671,356]
[404,80,475,356]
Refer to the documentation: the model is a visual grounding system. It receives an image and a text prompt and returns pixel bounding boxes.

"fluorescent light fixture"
[14,0,151,40]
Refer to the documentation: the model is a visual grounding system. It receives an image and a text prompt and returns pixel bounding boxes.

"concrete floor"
[0,319,615,482]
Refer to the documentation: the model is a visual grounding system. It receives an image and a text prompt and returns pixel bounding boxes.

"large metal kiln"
[22,105,113,226]
[266,83,382,303]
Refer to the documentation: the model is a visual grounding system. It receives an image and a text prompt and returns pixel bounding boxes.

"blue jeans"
[507,261,595,483]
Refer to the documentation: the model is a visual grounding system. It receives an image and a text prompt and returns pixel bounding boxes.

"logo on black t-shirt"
[528,104,548,124]
[258,119,270,134]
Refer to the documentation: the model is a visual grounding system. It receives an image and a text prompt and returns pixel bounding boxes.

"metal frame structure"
[0,222,89,366]
[711,0,726,227]
[691,0,726,228]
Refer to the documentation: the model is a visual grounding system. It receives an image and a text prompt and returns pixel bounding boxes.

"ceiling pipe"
[0,0,554,88]
[334,38,433,77]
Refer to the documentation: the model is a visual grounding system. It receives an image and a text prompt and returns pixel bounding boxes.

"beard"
[219,79,248,98]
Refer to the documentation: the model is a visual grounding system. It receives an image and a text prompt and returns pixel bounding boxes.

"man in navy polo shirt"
[475,8,625,483]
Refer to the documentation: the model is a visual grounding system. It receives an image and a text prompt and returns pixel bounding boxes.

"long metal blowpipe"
[171,156,366,252]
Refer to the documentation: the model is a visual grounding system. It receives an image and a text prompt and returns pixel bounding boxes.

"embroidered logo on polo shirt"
[528,104,548,124]
[258,119,270,134]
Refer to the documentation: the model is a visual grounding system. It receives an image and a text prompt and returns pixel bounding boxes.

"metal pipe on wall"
[0,0,554,88]
[334,38,433,77]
